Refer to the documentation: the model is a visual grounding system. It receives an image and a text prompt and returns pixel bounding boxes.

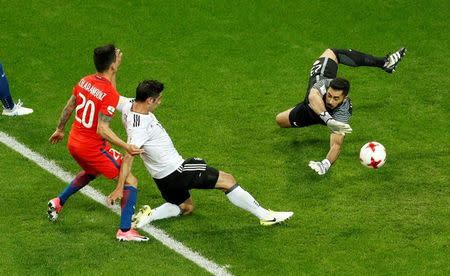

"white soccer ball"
[359,141,386,169]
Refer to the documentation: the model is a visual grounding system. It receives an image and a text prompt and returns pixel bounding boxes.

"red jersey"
[69,74,120,149]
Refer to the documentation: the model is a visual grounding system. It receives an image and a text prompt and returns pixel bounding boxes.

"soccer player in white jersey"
[108,80,293,227]
[275,47,406,175]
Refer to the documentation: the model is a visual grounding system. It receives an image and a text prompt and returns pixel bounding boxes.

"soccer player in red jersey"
[48,44,148,242]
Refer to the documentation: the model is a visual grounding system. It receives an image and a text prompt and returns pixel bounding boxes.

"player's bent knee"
[275,113,284,127]
[180,203,194,215]
[224,172,236,186]
[179,198,194,215]
[276,110,292,128]
[321,49,338,63]
[216,171,236,191]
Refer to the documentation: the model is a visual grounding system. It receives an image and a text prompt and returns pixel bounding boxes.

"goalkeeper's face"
[325,88,346,110]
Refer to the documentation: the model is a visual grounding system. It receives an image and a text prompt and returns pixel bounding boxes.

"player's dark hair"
[135,80,164,102]
[330,77,350,95]
[93,44,116,73]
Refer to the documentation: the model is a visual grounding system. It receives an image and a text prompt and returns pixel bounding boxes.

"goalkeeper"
[275,47,406,175]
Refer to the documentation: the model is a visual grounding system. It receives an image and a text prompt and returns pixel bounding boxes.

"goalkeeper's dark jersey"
[289,57,352,128]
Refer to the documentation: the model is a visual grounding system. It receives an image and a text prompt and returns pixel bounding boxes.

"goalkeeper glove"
[319,111,352,135]
[308,159,331,175]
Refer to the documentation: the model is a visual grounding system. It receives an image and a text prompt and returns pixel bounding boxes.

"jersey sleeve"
[117,96,134,113]
[99,91,120,118]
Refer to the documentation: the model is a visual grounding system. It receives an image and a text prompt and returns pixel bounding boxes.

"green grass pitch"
[0,0,449,274]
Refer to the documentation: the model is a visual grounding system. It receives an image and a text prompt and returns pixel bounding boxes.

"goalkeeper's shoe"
[132,205,152,228]
[383,47,407,73]
[47,197,63,221]
[2,100,33,116]
[260,210,294,226]
[116,229,149,242]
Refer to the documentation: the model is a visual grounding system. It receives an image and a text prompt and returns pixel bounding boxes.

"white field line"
[0,131,232,276]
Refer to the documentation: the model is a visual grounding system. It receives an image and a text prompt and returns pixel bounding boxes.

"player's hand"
[107,187,123,206]
[49,129,65,144]
[115,48,122,68]
[126,144,143,156]
[308,159,331,175]
[326,119,352,135]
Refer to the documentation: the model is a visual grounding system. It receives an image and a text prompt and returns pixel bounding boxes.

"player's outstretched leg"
[383,47,407,73]
[132,205,152,228]
[47,171,95,221]
[259,210,294,226]
[329,47,406,73]
[331,48,386,68]
[217,171,294,225]
[47,198,63,222]
[132,203,182,228]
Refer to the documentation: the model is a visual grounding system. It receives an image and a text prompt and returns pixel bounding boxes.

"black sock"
[331,49,385,68]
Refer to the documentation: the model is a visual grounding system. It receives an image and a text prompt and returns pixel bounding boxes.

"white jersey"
[117,97,184,179]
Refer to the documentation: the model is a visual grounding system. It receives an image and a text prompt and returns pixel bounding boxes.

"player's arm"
[49,95,77,144]
[308,88,327,115]
[97,113,142,155]
[308,88,352,135]
[326,132,345,164]
[110,48,122,89]
[107,152,135,205]
[308,133,345,175]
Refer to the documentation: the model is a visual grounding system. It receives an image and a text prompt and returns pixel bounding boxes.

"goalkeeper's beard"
[326,102,342,110]
[326,103,335,110]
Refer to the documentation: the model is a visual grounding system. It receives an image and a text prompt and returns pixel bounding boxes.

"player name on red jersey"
[78,79,107,100]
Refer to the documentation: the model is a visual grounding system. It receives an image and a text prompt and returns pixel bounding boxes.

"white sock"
[226,185,270,219]
[149,202,181,222]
